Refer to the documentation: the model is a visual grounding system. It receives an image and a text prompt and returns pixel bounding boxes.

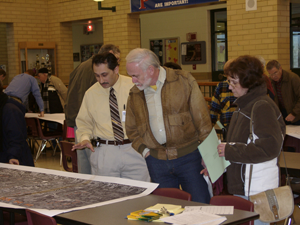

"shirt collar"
[110,74,120,94]
[145,66,166,92]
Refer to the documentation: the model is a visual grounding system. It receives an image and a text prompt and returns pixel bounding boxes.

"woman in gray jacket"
[217,55,286,225]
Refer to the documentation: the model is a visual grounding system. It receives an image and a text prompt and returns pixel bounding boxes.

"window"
[290,3,300,75]
[211,9,227,81]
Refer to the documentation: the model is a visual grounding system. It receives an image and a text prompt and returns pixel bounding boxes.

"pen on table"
[124,104,125,110]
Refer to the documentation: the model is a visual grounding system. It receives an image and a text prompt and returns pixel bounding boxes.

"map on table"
[0,164,157,217]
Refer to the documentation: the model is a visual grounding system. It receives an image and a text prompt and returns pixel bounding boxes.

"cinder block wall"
[47,0,139,82]
[0,0,138,83]
[0,23,9,85]
[0,0,291,83]
[227,0,290,70]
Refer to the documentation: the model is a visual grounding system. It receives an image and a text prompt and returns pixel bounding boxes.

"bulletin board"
[149,37,179,65]
[164,38,179,65]
[80,43,102,62]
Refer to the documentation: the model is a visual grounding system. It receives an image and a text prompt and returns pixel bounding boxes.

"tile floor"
[34,147,300,224]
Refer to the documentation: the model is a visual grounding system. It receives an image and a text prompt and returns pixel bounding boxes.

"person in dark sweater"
[0,80,34,166]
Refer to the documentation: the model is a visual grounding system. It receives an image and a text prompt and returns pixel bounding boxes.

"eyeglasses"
[269,70,279,77]
[225,79,239,88]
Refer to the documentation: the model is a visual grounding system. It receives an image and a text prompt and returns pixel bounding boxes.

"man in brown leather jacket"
[125,48,212,203]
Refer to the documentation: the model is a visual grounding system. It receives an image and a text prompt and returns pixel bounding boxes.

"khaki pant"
[89,143,150,182]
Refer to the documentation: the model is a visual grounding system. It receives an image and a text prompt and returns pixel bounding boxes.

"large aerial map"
[0,164,157,217]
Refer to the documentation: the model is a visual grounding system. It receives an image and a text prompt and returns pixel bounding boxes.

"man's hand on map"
[72,140,95,152]
[9,159,19,165]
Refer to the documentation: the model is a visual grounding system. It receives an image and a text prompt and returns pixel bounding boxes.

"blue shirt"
[4,73,44,112]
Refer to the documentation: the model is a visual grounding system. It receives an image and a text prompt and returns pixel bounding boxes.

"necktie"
[109,88,124,142]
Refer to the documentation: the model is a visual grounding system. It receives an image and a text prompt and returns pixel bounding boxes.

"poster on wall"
[181,41,206,65]
[150,39,163,65]
[164,38,179,65]
[80,44,102,62]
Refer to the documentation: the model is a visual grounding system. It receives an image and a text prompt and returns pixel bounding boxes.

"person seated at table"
[4,69,44,117]
[37,68,67,148]
[37,68,67,114]
[0,80,34,166]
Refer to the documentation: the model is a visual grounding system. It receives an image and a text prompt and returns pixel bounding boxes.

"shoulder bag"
[247,100,294,223]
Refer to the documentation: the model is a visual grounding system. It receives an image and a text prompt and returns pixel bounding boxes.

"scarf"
[0,92,8,152]
[42,78,50,113]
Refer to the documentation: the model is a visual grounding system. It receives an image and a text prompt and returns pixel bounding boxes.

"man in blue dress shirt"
[4,70,44,117]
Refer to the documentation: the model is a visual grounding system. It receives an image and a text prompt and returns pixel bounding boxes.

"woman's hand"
[217,143,226,157]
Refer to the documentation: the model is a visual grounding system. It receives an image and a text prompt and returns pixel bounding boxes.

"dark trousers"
[145,149,211,204]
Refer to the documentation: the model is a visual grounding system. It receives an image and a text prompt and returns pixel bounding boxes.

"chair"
[151,188,192,201]
[60,141,78,173]
[62,120,75,142]
[25,209,57,225]
[1,210,28,225]
[210,195,254,225]
[25,117,63,165]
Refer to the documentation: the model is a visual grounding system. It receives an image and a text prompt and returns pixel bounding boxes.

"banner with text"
[131,0,219,12]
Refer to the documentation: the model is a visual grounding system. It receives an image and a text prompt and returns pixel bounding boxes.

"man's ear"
[147,65,155,75]
[114,65,119,74]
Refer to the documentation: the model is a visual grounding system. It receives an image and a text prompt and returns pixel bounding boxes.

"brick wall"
[0,23,9,85]
[0,0,291,82]
[227,0,290,70]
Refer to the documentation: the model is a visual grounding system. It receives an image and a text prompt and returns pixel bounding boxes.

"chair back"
[151,188,192,201]
[25,117,39,138]
[60,141,78,173]
[210,195,254,225]
[25,209,57,225]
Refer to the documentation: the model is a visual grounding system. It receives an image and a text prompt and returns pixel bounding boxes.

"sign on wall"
[131,0,218,12]
[150,38,179,65]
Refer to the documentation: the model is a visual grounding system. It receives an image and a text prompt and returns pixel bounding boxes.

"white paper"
[0,163,158,217]
[25,113,65,124]
[286,125,300,139]
[160,210,227,225]
[184,206,234,215]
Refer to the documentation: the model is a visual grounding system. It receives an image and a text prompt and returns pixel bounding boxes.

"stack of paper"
[145,203,184,215]
[160,210,227,225]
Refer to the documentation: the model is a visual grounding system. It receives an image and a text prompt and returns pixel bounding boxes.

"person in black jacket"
[0,80,34,166]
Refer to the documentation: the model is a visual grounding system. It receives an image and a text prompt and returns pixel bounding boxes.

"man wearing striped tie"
[72,52,150,181]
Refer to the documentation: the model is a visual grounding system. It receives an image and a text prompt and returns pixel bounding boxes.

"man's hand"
[9,159,19,165]
[145,151,150,158]
[200,158,209,176]
[38,111,44,117]
[285,113,295,122]
[72,140,94,152]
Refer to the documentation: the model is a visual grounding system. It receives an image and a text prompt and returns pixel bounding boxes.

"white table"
[25,113,65,125]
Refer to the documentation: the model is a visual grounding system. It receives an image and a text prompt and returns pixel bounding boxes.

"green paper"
[198,128,231,183]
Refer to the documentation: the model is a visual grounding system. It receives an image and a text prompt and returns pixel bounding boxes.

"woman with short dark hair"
[217,55,286,225]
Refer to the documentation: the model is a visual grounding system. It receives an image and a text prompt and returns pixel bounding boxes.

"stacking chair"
[25,117,63,165]
[151,188,192,201]
[25,209,57,225]
[1,210,28,225]
[60,141,78,173]
[210,195,254,225]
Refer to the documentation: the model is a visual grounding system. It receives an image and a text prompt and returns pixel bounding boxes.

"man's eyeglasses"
[269,70,279,77]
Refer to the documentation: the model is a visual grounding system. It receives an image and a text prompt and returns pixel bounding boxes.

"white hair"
[126,48,160,71]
